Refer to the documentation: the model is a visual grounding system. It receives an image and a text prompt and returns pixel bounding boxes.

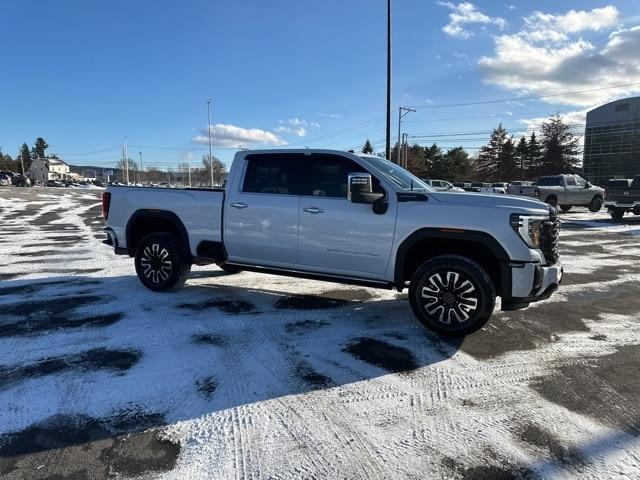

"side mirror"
[348,173,384,204]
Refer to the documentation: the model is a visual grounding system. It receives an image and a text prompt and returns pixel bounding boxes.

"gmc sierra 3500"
[103,149,562,335]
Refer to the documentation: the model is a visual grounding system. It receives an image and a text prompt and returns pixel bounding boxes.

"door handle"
[303,207,324,214]
[231,202,248,209]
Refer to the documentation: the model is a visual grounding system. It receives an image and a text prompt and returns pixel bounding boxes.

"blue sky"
[1,0,639,169]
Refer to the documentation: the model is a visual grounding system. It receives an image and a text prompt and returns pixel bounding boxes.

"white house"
[28,158,71,184]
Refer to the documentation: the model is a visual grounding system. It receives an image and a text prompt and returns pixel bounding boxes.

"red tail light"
[102,192,111,220]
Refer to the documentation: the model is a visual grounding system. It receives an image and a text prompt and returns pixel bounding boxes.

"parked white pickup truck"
[103,149,562,335]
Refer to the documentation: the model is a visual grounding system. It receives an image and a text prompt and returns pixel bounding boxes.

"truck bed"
[105,185,225,256]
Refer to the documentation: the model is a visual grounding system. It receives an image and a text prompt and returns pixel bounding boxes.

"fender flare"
[125,209,191,259]
[394,228,511,294]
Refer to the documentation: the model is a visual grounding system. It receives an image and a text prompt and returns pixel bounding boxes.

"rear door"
[224,153,302,266]
[297,153,397,278]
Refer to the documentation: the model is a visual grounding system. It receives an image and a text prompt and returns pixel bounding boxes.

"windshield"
[358,155,433,192]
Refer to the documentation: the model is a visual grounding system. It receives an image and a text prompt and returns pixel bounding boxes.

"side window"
[575,176,586,187]
[309,154,366,198]
[242,155,300,195]
[566,176,577,186]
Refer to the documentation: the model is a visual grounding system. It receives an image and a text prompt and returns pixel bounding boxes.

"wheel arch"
[394,228,511,297]
[126,209,192,261]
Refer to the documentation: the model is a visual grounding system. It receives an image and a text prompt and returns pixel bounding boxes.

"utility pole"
[385,0,392,160]
[397,107,416,164]
[19,153,25,176]
[139,151,144,184]
[187,151,192,187]
[206,99,214,187]
[123,137,129,184]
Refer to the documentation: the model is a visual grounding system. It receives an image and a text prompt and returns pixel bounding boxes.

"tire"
[560,205,572,212]
[408,255,496,336]
[217,263,242,275]
[589,196,603,213]
[609,208,625,222]
[545,196,558,207]
[134,232,191,291]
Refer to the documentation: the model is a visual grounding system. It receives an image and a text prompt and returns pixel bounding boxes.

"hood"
[429,191,550,214]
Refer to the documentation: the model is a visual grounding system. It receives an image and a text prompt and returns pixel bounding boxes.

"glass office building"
[583,97,640,185]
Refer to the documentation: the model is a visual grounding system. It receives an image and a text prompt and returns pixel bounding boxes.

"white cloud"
[193,124,287,147]
[274,118,320,137]
[438,2,507,39]
[522,6,620,43]
[478,7,640,107]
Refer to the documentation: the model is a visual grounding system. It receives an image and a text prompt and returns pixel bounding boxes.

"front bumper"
[502,260,563,311]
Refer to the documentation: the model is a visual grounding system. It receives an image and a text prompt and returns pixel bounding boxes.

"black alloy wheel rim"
[420,269,479,325]
[140,243,173,284]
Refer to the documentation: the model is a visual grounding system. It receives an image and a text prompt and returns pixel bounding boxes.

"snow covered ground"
[1,187,640,479]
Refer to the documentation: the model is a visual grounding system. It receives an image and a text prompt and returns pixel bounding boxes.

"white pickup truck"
[103,149,562,335]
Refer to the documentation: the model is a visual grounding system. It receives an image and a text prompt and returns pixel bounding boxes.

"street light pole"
[397,107,416,164]
[139,151,144,184]
[206,99,214,187]
[385,0,392,160]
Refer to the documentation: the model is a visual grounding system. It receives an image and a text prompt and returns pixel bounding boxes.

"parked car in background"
[46,180,64,187]
[11,174,31,187]
[103,148,562,336]
[0,173,11,186]
[470,182,492,193]
[514,174,604,212]
[422,179,465,192]
[507,181,534,195]
[490,183,508,194]
[453,182,473,191]
[605,176,640,221]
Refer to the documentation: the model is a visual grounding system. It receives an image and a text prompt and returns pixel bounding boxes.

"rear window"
[606,179,632,188]
[536,177,562,186]
[242,154,303,195]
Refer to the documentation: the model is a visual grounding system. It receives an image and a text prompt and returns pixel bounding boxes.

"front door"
[298,153,397,278]
[224,154,302,266]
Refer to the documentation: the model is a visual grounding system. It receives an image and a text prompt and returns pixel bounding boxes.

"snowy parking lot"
[1,187,640,479]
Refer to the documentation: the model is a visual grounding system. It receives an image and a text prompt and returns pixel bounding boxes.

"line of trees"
[113,154,227,185]
[476,115,580,182]
[0,137,51,173]
[362,114,580,182]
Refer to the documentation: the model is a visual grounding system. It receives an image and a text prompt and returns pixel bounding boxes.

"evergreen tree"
[515,136,528,180]
[31,137,49,159]
[476,125,517,181]
[362,139,374,154]
[527,132,543,176]
[443,147,474,182]
[538,115,580,175]
[18,143,32,172]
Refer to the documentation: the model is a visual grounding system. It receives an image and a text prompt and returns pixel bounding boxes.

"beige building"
[28,158,72,184]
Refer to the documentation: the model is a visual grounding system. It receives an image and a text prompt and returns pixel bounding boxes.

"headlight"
[510,214,548,249]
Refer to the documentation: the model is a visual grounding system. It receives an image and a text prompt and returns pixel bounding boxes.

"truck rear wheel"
[408,255,496,336]
[545,196,558,207]
[589,196,603,212]
[609,208,625,221]
[135,232,191,291]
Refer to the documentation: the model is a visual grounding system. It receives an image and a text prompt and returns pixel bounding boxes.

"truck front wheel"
[408,255,496,336]
[134,232,191,291]
[589,196,603,212]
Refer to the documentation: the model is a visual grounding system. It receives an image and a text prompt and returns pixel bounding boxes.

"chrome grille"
[541,207,560,264]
